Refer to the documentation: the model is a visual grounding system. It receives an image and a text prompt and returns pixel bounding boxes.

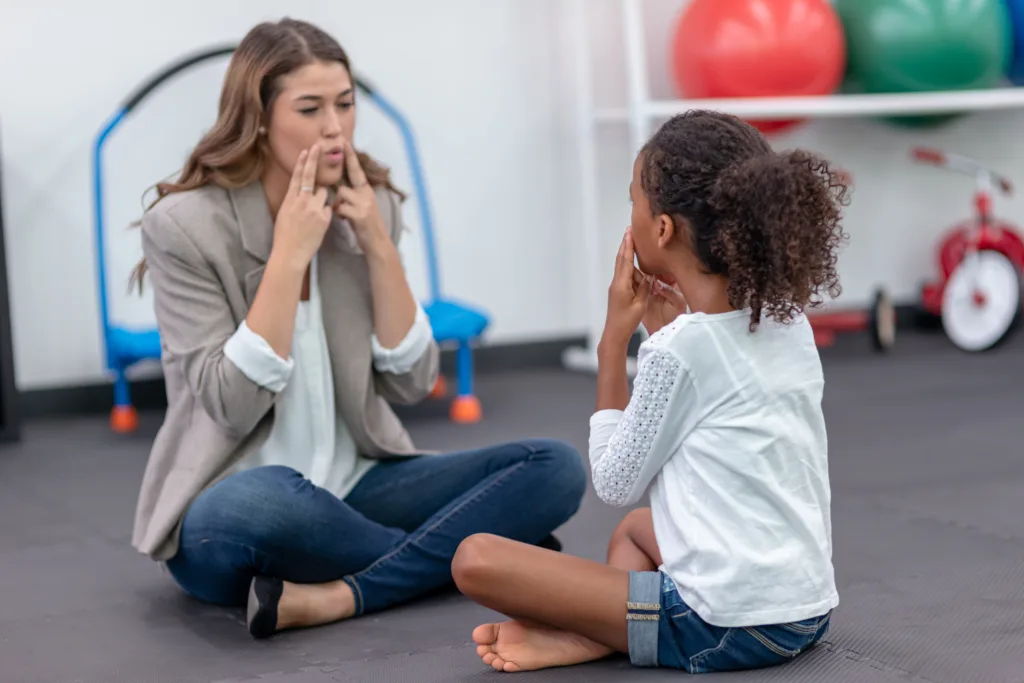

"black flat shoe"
[537,534,563,553]
[246,576,283,639]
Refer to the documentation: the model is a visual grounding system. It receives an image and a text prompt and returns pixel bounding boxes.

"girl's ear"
[663,214,695,251]
[658,214,677,248]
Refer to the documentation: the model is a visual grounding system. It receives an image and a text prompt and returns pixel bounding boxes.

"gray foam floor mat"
[2,331,1024,682]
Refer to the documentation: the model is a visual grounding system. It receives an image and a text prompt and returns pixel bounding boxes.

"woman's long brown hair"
[129,17,403,291]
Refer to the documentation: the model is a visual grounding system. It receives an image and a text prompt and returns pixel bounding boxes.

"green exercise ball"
[835,0,1012,127]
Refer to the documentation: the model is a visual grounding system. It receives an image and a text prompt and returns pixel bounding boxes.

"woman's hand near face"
[270,143,333,270]
[243,144,333,360]
[334,140,390,256]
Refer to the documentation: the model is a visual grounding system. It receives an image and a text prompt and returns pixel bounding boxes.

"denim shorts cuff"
[626,571,662,667]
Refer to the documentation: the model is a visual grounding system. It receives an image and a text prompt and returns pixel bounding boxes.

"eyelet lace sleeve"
[589,346,689,507]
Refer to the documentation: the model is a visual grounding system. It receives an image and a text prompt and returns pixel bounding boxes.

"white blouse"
[223,254,434,499]
[588,310,838,628]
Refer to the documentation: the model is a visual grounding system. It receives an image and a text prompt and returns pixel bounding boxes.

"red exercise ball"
[671,0,847,134]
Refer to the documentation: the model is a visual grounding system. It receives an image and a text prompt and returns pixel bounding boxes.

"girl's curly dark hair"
[639,110,850,332]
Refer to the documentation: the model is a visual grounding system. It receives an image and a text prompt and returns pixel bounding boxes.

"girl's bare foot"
[247,576,355,638]
[472,620,614,673]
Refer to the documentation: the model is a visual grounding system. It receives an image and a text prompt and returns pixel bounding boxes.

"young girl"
[451,110,847,674]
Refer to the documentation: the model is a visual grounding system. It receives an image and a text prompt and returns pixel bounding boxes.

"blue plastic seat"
[108,327,162,365]
[424,298,490,419]
[426,299,490,342]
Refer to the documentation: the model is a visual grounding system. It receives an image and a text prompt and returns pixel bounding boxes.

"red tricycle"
[913,147,1024,352]
[806,168,897,353]
[808,288,896,352]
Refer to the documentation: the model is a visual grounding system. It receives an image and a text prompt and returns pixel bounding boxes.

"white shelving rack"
[562,0,1024,375]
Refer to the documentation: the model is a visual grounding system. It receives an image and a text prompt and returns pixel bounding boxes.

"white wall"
[3,0,1024,391]
[1,0,580,391]
[585,0,1024,316]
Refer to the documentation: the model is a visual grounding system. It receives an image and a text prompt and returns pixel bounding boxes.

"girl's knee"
[622,508,652,532]
[452,533,505,594]
[609,509,652,548]
[609,510,636,548]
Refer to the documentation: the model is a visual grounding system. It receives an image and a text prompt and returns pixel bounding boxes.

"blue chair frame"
[93,46,490,430]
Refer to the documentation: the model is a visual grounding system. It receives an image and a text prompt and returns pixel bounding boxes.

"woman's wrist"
[267,243,312,277]
[246,246,309,360]
[363,229,398,267]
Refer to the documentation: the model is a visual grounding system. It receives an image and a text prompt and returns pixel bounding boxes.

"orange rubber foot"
[450,395,482,424]
[111,405,139,433]
[429,375,448,399]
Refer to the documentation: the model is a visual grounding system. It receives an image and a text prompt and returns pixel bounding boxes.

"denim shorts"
[626,571,831,674]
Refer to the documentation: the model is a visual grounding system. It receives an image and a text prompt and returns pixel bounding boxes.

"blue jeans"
[627,572,831,673]
[165,438,586,616]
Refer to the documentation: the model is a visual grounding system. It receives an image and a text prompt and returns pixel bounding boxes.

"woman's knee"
[166,541,251,607]
[185,465,309,545]
[523,439,588,507]
[233,465,306,491]
[201,465,305,506]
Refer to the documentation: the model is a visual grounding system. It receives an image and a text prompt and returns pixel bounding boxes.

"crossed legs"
[165,439,586,638]
[452,508,662,673]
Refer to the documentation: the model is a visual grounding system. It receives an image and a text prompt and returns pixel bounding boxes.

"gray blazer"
[131,180,439,562]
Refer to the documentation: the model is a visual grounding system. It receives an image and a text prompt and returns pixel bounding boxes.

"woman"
[130,17,586,639]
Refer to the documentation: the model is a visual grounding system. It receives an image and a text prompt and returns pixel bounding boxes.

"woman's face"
[265,59,356,188]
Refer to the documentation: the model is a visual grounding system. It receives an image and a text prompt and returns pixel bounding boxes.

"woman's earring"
[258,126,267,135]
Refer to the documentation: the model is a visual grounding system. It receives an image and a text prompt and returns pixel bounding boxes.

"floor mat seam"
[812,640,940,683]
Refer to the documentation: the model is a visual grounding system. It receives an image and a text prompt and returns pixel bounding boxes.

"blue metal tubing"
[358,86,442,304]
[113,372,131,407]
[456,343,474,397]
[93,109,127,372]
[93,46,235,376]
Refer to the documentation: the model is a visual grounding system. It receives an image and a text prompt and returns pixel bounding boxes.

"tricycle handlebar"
[910,146,1013,196]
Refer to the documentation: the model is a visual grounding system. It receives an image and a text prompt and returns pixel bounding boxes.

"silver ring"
[300,185,314,193]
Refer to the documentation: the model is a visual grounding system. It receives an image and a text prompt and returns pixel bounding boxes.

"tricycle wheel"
[868,288,896,352]
[942,249,1023,352]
